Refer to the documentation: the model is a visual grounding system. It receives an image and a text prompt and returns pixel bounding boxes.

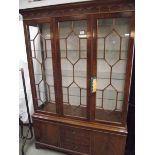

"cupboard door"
[33,119,59,146]
[27,22,56,113]
[58,19,88,119]
[95,17,131,123]
[93,132,126,155]
[60,126,90,154]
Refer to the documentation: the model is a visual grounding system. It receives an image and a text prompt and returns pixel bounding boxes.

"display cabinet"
[20,0,135,154]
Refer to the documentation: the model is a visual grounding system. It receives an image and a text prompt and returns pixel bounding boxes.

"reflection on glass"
[96,18,130,122]
[29,23,56,113]
[59,20,87,118]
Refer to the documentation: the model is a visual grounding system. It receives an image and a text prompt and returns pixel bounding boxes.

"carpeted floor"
[19,139,66,155]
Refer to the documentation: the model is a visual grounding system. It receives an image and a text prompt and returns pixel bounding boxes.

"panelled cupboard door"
[60,126,90,154]
[33,119,60,146]
[57,18,89,119]
[92,132,126,155]
[26,22,57,114]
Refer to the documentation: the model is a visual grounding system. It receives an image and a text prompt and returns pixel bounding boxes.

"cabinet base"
[35,142,87,155]
[33,113,127,155]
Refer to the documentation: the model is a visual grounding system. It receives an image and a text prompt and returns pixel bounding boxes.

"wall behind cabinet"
[19,0,91,9]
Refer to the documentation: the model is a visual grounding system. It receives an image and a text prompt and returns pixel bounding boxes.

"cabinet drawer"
[60,126,90,154]
[33,119,59,147]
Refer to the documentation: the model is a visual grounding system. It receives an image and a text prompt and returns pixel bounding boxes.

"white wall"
[19,0,91,9]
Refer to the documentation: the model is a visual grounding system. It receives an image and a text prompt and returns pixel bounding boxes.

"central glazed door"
[56,16,91,119]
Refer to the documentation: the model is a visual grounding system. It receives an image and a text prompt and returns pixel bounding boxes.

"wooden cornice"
[19,0,135,20]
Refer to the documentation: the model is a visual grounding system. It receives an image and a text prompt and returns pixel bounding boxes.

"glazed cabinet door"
[24,21,57,114]
[94,15,134,124]
[56,17,89,119]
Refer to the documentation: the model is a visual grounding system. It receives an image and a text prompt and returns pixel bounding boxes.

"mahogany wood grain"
[19,0,134,20]
[92,131,126,155]
[33,119,60,146]
[33,113,127,135]
[87,14,97,121]
[60,126,90,154]
[33,116,127,155]
[52,18,64,116]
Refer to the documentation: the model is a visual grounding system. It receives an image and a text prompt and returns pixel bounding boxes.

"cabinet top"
[19,0,135,20]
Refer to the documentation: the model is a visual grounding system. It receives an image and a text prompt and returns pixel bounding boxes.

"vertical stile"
[23,23,38,110]
[87,15,97,121]
[122,13,135,126]
[51,18,63,116]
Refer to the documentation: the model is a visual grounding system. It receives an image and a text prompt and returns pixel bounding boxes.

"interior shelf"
[39,102,122,122]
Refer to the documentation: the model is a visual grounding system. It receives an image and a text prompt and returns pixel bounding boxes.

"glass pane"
[28,23,56,113]
[59,20,87,118]
[96,18,130,122]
